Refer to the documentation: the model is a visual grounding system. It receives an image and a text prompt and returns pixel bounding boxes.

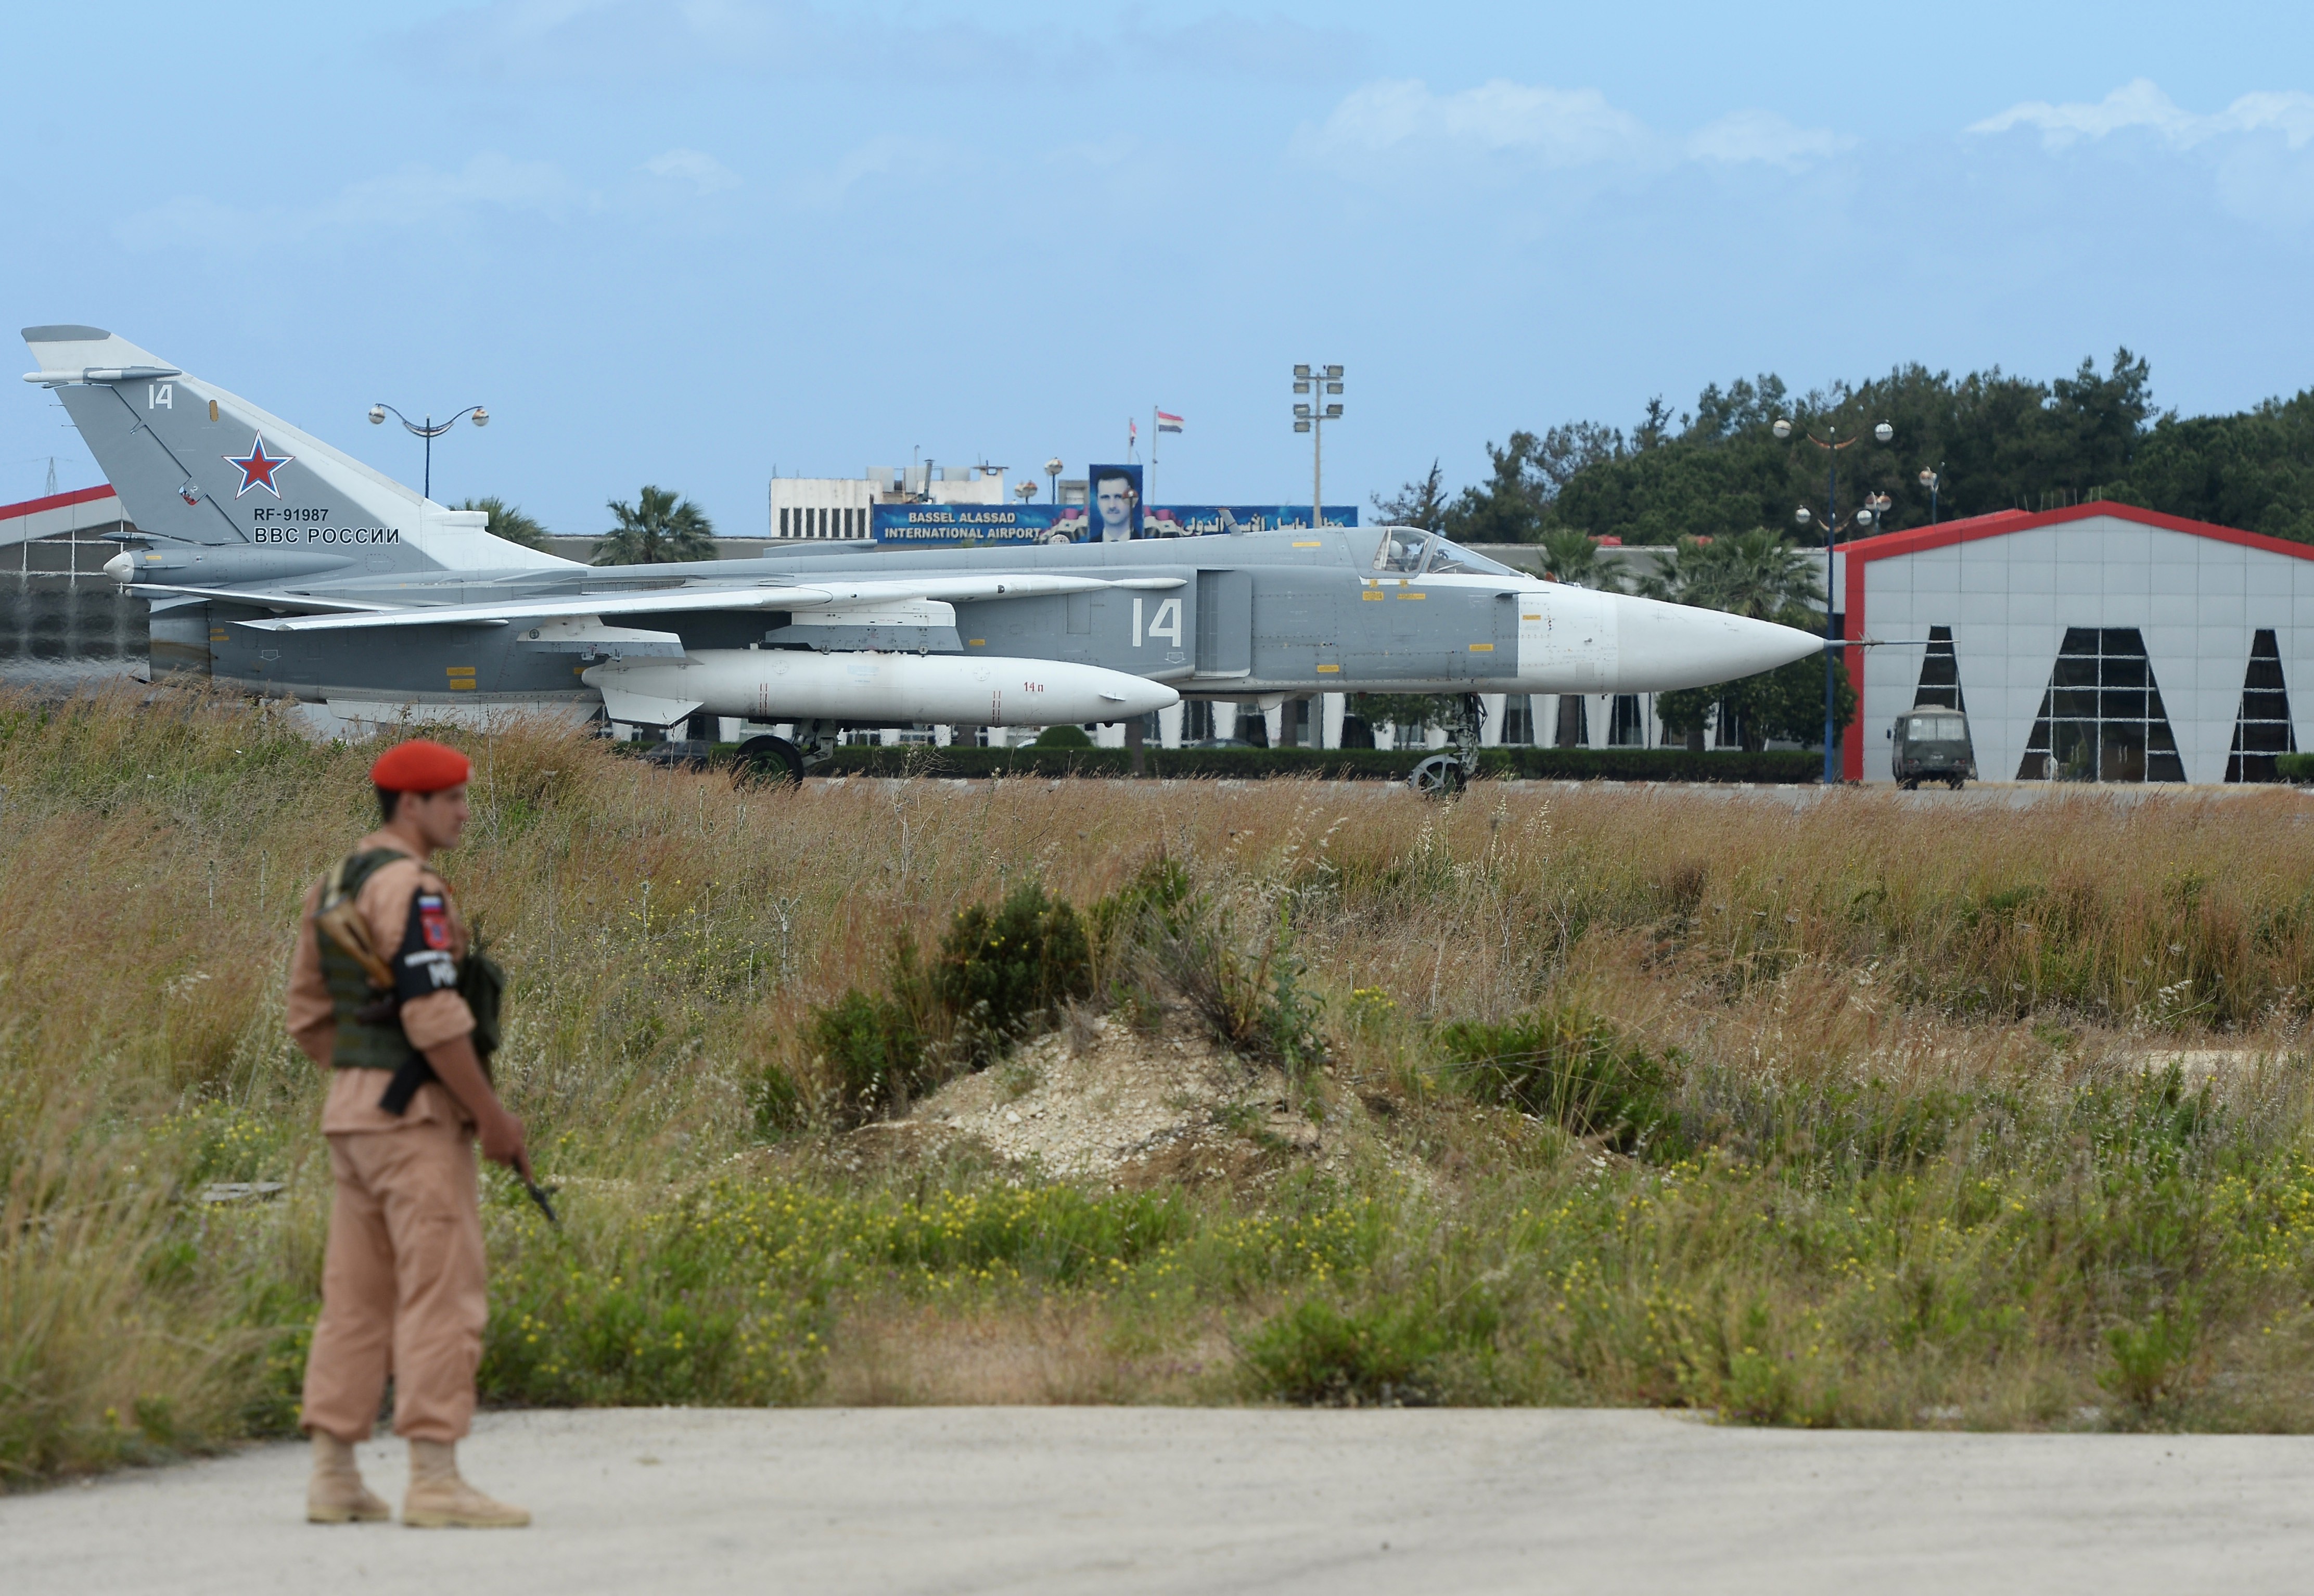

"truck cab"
[1890,709,1975,789]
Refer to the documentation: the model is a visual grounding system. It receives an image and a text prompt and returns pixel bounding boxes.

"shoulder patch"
[417,892,453,950]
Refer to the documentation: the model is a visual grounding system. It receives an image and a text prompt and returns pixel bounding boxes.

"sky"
[4,1,2312,537]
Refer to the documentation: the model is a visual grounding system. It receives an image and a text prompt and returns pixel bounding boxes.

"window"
[1912,624,1965,710]
[1903,714,1966,742]
[1609,694,1648,746]
[2017,628,2184,782]
[778,507,790,537]
[2226,628,2296,783]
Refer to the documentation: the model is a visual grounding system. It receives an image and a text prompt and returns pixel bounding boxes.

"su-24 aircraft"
[24,325,1821,785]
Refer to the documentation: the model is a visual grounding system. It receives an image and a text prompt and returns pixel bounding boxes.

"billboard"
[871,501,1357,546]
[1083,463,1142,542]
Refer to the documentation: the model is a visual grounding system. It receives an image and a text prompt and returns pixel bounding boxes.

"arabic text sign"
[869,504,1359,545]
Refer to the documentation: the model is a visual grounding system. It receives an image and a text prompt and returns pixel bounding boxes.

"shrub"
[1147,890,1326,1077]
[752,1063,810,1137]
[801,989,927,1120]
[1032,725,1094,748]
[1239,1298,1453,1406]
[2278,752,2314,783]
[931,882,1092,1068]
[2100,1295,2201,1412]
[1438,1008,1679,1155]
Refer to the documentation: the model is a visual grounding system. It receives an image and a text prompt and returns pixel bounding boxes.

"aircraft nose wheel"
[1409,754,1467,797]
[733,735,805,788]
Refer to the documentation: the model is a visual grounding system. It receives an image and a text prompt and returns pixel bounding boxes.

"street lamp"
[1014,480,1038,504]
[1919,464,1943,524]
[1775,414,1894,784]
[1292,363,1345,527]
[1044,457,1063,504]
[369,403,488,501]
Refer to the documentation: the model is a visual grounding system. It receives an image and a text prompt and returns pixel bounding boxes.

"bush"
[752,1063,810,1137]
[1239,1298,1454,1406]
[822,744,1823,783]
[1438,1008,1679,1155]
[932,882,1093,1068]
[802,988,927,1119]
[1031,725,1094,748]
[2278,752,2314,783]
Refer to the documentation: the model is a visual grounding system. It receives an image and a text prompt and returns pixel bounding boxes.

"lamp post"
[1775,414,1893,784]
[368,403,488,502]
[1919,464,1943,524]
[1292,363,1344,527]
[1044,457,1063,505]
[1014,480,1038,504]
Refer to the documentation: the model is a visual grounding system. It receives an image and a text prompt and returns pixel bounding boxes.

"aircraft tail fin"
[21,326,578,573]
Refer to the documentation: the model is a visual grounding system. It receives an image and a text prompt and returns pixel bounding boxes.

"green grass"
[11,686,2314,1487]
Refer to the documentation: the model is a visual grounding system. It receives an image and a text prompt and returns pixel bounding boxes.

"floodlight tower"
[1292,363,1344,527]
[1776,414,1894,784]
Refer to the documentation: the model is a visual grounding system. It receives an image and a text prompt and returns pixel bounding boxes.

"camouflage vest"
[317,848,426,1074]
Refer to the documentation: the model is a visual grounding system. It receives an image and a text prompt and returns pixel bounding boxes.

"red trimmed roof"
[1843,499,2314,564]
[0,484,118,521]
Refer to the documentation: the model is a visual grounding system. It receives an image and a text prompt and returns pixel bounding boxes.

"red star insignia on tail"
[225,432,292,498]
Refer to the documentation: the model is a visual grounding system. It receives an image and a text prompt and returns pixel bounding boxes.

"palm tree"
[1536,526,1621,590]
[458,496,553,552]
[593,486,717,565]
[1663,528,1822,619]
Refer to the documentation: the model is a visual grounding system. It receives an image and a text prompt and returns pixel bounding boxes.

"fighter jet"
[24,325,1821,784]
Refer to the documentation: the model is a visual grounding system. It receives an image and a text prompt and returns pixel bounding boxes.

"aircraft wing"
[130,583,405,614]
[232,572,1187,634]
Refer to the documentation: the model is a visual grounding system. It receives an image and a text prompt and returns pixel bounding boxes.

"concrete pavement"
[7,1407,2312,1594]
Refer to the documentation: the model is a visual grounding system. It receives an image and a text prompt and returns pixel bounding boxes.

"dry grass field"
[10,684,2314,1486]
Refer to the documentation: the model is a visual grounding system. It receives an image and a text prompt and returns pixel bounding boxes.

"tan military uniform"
[288,833,484,1447]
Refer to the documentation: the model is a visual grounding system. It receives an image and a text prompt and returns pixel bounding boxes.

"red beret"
[370,738,472,794]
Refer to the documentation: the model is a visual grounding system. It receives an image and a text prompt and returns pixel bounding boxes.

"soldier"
[286,737,530,1528]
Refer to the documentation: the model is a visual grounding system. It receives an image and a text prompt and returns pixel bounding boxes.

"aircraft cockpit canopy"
[1366,526,1519,579]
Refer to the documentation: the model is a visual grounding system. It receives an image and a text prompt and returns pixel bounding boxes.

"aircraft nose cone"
[102,550,133,585]
[1618,598,1825,692]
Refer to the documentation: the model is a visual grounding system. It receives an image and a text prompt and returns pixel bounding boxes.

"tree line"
[457,486,717,565]
[1378,351,2314,547]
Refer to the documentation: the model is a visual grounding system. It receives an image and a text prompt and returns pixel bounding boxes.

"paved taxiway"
[8,1408,2312,1594]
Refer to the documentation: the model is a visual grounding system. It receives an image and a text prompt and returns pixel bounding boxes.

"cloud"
[1686,110,1851,169]
[119,154,591,249]
[319,154,584,228]
[1970,79,2314,150]
[1301,79,1653,166]
[644,148,741,195]
[1298,79,1846,176]
[1118,14,1364,83]
[401,0,1358,85]
[788,134,958,208]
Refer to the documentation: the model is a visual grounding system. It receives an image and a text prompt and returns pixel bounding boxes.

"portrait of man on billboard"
[1086,464,1142,542]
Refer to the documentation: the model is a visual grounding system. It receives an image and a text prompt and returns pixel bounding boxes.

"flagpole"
[1148,406,1158,512]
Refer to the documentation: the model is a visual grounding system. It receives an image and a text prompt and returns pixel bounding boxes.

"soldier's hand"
[479,1106,529,1171]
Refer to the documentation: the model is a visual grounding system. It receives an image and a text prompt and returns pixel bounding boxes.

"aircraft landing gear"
[1409,754,1464,796]
[1407,694,1485,798]
[733,735,806,787]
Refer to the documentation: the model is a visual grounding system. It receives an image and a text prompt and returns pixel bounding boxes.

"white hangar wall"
[1844,506,2314,784]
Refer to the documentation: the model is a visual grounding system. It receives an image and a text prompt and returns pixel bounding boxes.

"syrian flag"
[1156,410,1185,433]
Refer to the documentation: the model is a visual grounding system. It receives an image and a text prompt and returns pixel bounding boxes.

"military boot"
[305,1432,390,1524]
[401,1439,531,1528]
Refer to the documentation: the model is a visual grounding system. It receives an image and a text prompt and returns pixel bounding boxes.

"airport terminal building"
[1836,501,2312,784]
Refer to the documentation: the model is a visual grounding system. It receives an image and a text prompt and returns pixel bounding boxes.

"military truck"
[1889,709,1975,789]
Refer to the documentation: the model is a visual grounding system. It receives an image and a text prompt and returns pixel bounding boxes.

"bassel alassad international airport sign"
[872,504,1361,545]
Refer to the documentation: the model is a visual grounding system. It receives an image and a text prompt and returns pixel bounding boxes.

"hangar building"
[1838,501,2312,785]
